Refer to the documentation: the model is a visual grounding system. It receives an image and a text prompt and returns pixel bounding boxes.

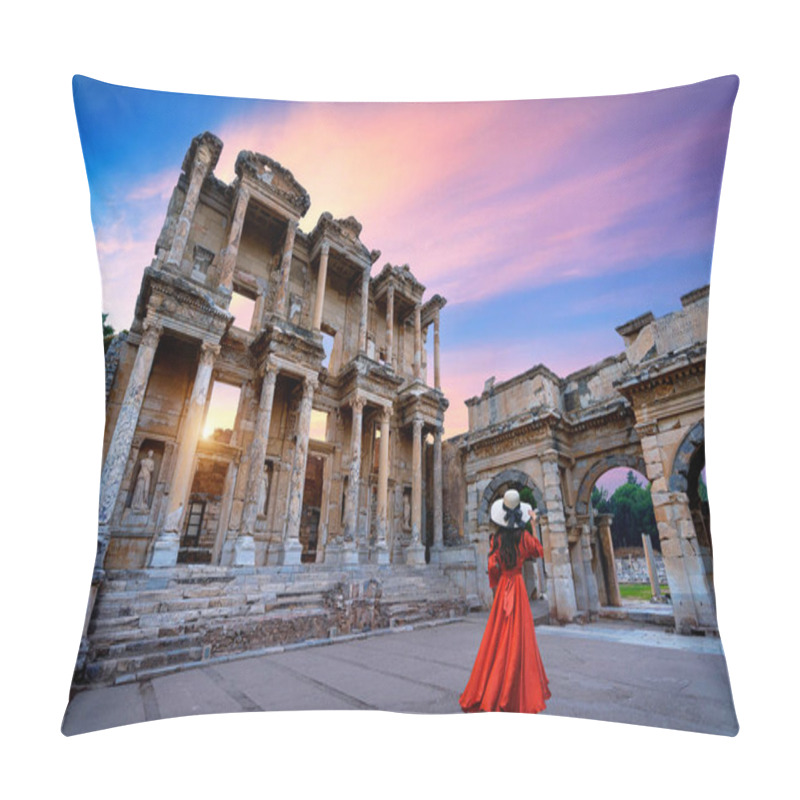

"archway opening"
[591,467,667,605]
[484,475,546,603]
[688,449,712,590]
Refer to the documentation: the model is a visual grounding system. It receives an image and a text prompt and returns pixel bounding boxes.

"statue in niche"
[131,450,156,511]
[289,295,302,325]
[403,490,411,530]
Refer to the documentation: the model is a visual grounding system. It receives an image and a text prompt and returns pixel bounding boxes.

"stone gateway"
[443,285,715,635]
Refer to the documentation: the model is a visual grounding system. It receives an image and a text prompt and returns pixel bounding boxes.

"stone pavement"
[62,610,738,737]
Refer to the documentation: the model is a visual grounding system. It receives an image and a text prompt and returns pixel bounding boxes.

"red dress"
[459,530,551,713]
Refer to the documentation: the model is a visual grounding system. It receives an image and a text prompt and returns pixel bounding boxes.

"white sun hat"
[490,489,535,529]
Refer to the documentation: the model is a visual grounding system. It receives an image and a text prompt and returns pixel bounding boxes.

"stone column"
[237,365,278,565]
[413,304,422,380]
[432,426,444,554]
[283,376,317,565]
[275,219,299,319]
[407,415,426,565]
[569,529,589,613]
[219,186,251,294]
[433,311,441,390]
[375,405,391,564]
[252,289,266,333]
[637,421,715,632]
[385,284,395,366]
[582,524,601,615]
[357,268,370,353]
[642,532,663,601]
[165,143,215,271]
[150,341,220,567]
[98,320,162,568]
[541,451,578,622]
[343,395,366,564]
[597,514,622,606]
[312,241,330,331]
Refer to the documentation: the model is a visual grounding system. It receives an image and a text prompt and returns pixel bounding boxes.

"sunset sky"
[74,75,736,490]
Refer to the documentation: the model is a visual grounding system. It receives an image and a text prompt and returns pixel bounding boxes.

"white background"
[3,1,796,797]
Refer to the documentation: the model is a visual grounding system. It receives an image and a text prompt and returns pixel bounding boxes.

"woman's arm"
[488,553,501,590]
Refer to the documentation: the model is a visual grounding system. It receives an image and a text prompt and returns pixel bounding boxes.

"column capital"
[287,217,299,233]
[302,375,319,394]
[541,449,560,465]
[200,341,221,365]
[350,394,366,414]
[260,360,279,379]
[380,405,392,423]
[141,319,163,348]
[319,239,330,256]
[635,420,659,438]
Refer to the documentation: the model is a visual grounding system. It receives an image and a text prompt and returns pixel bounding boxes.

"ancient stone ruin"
[77,131,718,688]
[80,132,478,684]
[443,285,714,635]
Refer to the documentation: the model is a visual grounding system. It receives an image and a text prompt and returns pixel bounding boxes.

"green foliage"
[699,478,708,502]
[592,471,658,551]
[518,487,537,509]
[591,485,610,513]
[102,313,115,353]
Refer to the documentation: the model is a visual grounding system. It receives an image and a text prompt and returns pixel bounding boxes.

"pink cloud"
[206,93,729,308]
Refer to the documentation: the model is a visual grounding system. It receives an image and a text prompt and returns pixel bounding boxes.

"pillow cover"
[63,74,739,736]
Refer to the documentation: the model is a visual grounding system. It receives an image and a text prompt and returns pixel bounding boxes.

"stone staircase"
[79,564,478,685]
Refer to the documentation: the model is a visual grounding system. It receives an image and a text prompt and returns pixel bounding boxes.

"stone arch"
[669,420,705,494]
[668,420,711,578]
[478,468,544,527]
[575,452,648,516]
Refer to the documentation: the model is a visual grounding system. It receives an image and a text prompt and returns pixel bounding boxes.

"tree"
[518,487,537,509]
[591,485,610,513]
[102,313,115,353]
[699,477,708,502]
[606,473,658,551]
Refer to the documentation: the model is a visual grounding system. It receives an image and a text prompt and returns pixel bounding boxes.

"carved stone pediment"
[235,150,311,217]
[309,212,375,272]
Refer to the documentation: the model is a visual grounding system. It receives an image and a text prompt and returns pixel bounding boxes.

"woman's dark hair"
[489,526,522,570]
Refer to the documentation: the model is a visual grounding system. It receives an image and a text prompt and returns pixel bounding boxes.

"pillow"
[63,74,739,736]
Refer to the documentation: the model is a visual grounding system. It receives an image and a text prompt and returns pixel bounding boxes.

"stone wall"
[615,553,667,584]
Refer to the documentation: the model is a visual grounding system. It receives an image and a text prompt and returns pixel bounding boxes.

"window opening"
[203,381,241,441]
[230,290,256,331]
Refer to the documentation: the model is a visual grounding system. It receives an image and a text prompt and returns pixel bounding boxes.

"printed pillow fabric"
[63,74,739,736]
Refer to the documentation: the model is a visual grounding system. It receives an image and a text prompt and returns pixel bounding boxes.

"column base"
[405,543,426,566]
[427,545,443,565]
[374,543,390,565]
[341,544,360,565]
[322,541,341,565]
[281,539,303,566]
[233,534,256,566]
[149,532,180,567]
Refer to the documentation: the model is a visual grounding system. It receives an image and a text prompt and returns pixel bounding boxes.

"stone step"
[94,633,204,659]
[87,645,206,683]
[81,565,469,685]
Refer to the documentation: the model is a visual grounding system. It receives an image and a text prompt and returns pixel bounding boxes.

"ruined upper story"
[134,131,444,388]
[465,285,709,433]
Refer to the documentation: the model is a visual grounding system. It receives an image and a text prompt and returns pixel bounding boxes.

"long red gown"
[459,529,551,713]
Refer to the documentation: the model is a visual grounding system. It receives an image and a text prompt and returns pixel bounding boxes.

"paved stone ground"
[62,611,738,737]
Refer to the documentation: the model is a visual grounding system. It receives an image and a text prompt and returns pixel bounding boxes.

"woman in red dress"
[459,489,551,714]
